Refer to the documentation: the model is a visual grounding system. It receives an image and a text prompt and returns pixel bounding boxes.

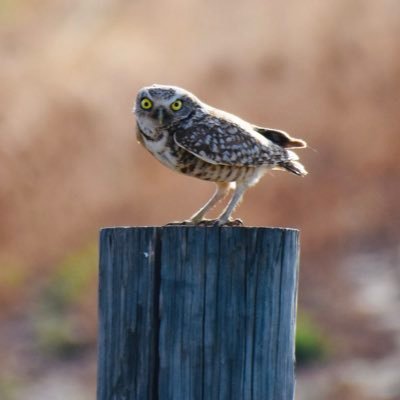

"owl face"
[134,84,200,134]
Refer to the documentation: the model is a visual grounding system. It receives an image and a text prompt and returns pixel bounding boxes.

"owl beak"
[157,108,165,125]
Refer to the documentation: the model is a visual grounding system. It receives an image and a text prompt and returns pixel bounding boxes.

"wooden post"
[98,226,299,400]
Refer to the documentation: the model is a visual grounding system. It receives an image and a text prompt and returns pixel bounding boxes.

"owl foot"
[164,218,244,227]
[164,220,195,226]
[225,218,244,226]
[196,219,219,226]
[164,219,217,226]
[197,218,244,227]
[216,218,244,227]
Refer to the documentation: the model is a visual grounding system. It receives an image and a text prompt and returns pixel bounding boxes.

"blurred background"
[1,0,399,399]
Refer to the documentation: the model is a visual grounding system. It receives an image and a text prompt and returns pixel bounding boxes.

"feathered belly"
[176,156,258,182]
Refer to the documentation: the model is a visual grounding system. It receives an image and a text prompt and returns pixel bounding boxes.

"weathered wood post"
[98,226,299,400]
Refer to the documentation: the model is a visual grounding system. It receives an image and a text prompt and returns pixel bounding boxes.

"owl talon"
[164,220,194,226]
[196,218,244,227]
[227,218,244,226]
[195,219,218,226]
[215,218,244,227]
[165,218,243,227]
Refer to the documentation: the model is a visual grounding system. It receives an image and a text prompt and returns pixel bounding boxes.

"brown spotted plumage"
[133,84,307,225]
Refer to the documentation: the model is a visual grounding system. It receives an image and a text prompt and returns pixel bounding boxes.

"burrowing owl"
[133,84,307,226]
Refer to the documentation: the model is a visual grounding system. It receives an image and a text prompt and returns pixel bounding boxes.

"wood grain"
[98,226,299,400]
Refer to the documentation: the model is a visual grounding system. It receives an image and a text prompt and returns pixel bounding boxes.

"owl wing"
[253,126,307,149]
[173,117,286,166]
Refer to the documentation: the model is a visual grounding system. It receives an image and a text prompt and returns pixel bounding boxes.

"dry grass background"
[1,0,400,398]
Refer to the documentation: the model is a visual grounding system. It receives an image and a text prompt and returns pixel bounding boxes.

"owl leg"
[216,182,249,225]
[189,182,234,224]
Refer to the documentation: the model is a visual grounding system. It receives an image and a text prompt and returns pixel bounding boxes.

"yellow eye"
[170,100,183,111]
[140,98,153,110]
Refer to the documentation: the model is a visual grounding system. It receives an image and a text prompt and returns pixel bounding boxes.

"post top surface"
[100,226,299,233]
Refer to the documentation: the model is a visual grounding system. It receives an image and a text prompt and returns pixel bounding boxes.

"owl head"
[134,84,201,133]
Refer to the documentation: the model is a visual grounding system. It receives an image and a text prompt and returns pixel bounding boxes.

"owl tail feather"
[281,160,308,176]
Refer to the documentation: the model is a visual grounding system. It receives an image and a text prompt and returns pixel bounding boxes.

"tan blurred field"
[1,0,400,399]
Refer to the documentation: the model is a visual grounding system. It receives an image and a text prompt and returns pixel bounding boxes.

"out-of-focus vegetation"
[1,0,399,399]
[296,313,329,365]
[0,373,19,400]
[33,244,97,356]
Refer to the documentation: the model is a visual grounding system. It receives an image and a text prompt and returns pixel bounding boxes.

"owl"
[133,84,307,226]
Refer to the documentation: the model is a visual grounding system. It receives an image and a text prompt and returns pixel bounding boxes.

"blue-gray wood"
[98,226,299,400]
